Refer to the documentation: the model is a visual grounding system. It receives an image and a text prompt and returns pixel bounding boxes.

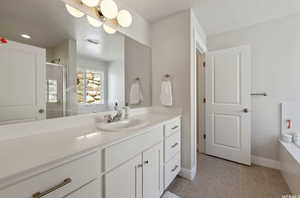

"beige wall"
[208,13,300,161]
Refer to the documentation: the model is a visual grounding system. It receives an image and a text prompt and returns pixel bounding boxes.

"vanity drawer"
[165,131,181,162]
[164,153,181,189]
[164,119,181,137]
[104,125,163,172]
[0,151,99,198]
[66,178,101,198]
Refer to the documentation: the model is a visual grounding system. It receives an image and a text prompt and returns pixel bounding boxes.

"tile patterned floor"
[168,154,291,198]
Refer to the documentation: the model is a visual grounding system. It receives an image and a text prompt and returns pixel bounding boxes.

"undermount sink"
[96,119,148,132]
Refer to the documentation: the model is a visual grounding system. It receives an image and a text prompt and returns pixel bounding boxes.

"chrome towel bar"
[251,92,267,96]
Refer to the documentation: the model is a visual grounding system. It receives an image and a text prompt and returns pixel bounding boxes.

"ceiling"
[2,0,300,46]
[0,0,124,61]
[119,0,300,36]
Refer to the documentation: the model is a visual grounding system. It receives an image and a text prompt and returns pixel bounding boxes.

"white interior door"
[0,41,46,125]
[205,45,251,165]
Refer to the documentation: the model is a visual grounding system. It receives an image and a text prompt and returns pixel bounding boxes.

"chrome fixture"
[65,0,133,34]
[251,92,267,96]
[104,102,123,123]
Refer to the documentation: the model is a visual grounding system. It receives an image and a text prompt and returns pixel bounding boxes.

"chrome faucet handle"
[104,114,113,123]
[114,102,119,111]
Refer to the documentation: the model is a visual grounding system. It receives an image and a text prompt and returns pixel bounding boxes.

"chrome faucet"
[104,102,123,123]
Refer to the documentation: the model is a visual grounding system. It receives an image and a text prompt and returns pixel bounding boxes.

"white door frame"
[187,26,207,180]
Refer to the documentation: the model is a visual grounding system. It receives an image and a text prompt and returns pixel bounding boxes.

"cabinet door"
[66,179,101,198]
[143,143,164,198]
[105,155,142,198]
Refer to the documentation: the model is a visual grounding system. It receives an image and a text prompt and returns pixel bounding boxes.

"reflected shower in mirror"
[0,0,152,125]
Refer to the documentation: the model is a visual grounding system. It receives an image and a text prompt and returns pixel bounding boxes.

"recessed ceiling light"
[21,34,31,39]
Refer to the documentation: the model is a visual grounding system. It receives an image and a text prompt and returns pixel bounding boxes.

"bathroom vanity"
[0,109,181,198]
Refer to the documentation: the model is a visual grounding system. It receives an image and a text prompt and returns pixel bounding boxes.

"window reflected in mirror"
[47,80,58,103]
[77,71,104,105]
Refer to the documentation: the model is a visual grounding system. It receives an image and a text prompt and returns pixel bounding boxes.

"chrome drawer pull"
[32,178,72,198]
[171,126,179,130]
[171,142,179,148]
[171,165,179,172]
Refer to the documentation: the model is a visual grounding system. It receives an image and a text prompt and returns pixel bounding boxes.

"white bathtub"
[280,141,300,194]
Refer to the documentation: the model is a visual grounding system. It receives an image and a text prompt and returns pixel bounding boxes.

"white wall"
[125,37,152,108]
[152,10,207,177]
[208,13,300,161]
[77,56,110,113]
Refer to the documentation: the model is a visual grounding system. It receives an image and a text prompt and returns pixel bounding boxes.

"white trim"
[251,155,281,170]
[179,166,197,181]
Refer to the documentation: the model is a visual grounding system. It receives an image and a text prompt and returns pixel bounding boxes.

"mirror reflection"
[0,0,151,125]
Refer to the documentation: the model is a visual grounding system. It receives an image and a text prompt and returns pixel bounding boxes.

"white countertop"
[0,111,181,184]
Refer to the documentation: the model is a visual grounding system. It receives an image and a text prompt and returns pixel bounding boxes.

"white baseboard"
[251,155,280,170]
[179,166,197,180]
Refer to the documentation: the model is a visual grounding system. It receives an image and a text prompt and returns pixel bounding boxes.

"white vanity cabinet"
[104,118,181,197]
[65,179,101,198]
[0,151,100,198]
[104,126,164,198]
[143,143,164,198]
[163,119,181,188]
[105,154,143,198]
[0,117,181,198]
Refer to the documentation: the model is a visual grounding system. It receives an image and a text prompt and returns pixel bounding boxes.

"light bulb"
[65,4,85,18]
[103,24,116,34]
[81,0,100,7]
[117,10,132,27]
[100,0,118,19]
[87,16,103,27]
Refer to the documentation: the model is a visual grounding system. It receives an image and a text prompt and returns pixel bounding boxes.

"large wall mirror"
[0,0,152,125]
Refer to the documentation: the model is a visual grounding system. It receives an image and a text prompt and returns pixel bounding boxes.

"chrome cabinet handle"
[171,142,179,148]
[171,165,179,172]
[171,126,179,130]
[32,178,72,198]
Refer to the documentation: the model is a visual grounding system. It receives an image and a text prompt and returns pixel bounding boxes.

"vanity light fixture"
[81,0,100,7]
[117,10,132,27]
[87,15,103,27]
[65,4,85,18]
[65,0,132,34]
[100,0,118,19]
[103,23,117,34]
[21,34,31,39]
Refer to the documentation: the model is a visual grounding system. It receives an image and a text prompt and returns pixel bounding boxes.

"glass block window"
[47,80,58,103]
[76,71,104,104]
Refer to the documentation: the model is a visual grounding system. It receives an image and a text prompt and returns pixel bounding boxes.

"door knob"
[38,109,45,114]
[243,108,249,113]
